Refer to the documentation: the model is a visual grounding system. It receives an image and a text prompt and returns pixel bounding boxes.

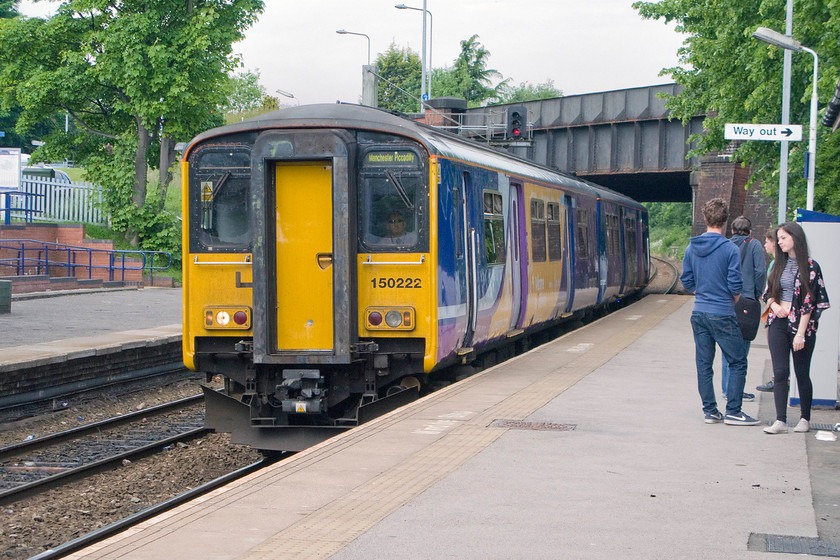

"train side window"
[546,202,562,261]
[576,208,589,259]
[190,146,251,252]
[625,216,637,254]
[453,186,462,258]
[530,199,546,262]
[607,214,620,255]
[483,191,505,265]
[358,148,427,252]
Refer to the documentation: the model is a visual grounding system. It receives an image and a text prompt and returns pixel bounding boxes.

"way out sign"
[725,123,802,142]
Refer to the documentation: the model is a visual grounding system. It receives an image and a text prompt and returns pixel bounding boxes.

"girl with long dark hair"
[762,222,830,434]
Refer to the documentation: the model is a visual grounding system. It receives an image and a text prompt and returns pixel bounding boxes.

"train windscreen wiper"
[385,170,414,210]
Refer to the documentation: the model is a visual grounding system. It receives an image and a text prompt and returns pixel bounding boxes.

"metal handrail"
[0,239,171,283]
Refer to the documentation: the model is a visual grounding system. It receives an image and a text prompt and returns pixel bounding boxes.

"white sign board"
[724,123,802,141]
[0,148,22,189]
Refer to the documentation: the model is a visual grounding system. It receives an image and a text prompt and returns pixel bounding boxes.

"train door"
[275,161,333,350]
[249,130,355,365]
[461,172,477,350]
[624,210,639,290]
[563,194,576,313]
[618,206,627,295]
[508,182,524,330]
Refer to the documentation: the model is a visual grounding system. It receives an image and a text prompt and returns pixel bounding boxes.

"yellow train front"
[182,103,649,452]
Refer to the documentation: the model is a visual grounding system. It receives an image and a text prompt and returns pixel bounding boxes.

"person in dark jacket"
[720,216,767,400]
[680,198,760,426]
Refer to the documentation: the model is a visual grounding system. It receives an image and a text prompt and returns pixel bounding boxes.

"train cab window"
[189,146,251,252]
[530,199,546,262]
[483,191,505,265]
[576,208,589,259]
[546,202,562,261]
[358,148,427,252]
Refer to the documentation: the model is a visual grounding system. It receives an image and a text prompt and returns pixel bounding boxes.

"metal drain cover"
[490,419,576,431]
[750,533,840,556]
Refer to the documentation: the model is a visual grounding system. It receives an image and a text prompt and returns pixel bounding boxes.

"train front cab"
[183,128,435,451]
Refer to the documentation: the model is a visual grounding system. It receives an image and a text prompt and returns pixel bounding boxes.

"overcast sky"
[19,0,687,105]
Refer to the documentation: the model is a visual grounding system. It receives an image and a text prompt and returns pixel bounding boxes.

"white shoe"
[764,420,788,434]
[793,418,810,433]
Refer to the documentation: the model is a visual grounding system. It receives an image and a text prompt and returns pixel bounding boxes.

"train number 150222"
[371,277,422,289]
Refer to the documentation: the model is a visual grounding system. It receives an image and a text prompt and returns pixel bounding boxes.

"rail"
[0,239,171,283]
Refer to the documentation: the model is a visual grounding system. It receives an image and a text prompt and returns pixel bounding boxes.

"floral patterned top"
[763,258,830,337]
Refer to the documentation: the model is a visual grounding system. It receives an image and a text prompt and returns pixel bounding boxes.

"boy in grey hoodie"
[680,198,760,426]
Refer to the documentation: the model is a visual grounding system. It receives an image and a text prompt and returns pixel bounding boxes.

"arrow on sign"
[781,128,794,137]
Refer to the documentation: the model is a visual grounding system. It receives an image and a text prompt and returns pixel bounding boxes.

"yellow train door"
[275,161,334,351]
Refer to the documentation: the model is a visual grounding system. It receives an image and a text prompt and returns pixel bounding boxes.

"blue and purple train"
[181,103,649,451]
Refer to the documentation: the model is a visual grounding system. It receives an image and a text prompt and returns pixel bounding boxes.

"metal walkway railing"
[0,239,171,283]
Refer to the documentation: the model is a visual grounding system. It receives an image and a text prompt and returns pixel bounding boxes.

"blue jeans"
[690,312,748,415]
[721,339,751,394]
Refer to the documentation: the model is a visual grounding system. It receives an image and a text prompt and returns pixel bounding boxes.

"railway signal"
[506,105,526,140]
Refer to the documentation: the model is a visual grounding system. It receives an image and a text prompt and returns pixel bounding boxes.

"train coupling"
[234,340,254,353]
[277,369,326,414]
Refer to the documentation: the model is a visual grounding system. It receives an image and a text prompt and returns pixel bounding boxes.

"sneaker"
[764,420,788,434]
[793,418,810,433]
[704,410,724,424]
[756,380,774,392]
[742,392,755,402]
[724,412,761,426]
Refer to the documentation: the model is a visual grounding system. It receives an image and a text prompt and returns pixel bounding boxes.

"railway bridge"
[424,84,774,236]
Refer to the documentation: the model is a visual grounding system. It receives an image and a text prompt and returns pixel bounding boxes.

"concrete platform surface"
[0,288,182,350]
[63,295,840,560]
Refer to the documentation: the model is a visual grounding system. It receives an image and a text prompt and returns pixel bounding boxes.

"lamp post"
[336,29,370,65]
[396,3,433,100]
[753,26,819,212]
[276,89,299,106]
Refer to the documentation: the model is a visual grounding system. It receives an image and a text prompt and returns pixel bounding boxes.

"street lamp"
[336,29,370,66]
[396,3,433,100]
[753,26,819,212]
[276,89,299,106]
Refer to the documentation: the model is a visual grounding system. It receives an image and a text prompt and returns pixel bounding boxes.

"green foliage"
[497,79,563,104]
[0,0,18,19]
[430,35,507,107]
[0,0,263,246]
[644,202,692,258]
[221,69,266,115]
[633,0,840,218]
[376,43,423,113]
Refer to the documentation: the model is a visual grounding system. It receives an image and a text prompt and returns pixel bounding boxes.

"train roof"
[187,103,645,211]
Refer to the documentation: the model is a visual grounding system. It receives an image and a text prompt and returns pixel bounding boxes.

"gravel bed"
[0,380,263,560]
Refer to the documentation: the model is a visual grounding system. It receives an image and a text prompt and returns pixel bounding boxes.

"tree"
[497,79,563,104]
[633,0,840,217]
[222,69,266,116]
[0,0,264,247]
[376,43,423,113]
[0,0,18,19]
[432,35,508,107]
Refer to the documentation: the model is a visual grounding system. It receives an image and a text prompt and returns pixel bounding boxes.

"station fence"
[9,175,106,225]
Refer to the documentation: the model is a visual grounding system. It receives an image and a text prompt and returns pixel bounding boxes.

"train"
[181,103,650,451]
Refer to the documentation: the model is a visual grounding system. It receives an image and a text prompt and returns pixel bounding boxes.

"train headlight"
[203,306,251,329]
[365,307,415,331]
[385,310,402,327]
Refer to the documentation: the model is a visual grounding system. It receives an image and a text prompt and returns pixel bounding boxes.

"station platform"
[62,295,840,560]
[0,288,183,409]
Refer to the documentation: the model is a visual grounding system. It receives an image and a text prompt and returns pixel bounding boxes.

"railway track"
[0,395,206,505]
[650,255,680,294]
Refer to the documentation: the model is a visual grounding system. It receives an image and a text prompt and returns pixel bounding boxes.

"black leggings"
[767,319,816,422]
